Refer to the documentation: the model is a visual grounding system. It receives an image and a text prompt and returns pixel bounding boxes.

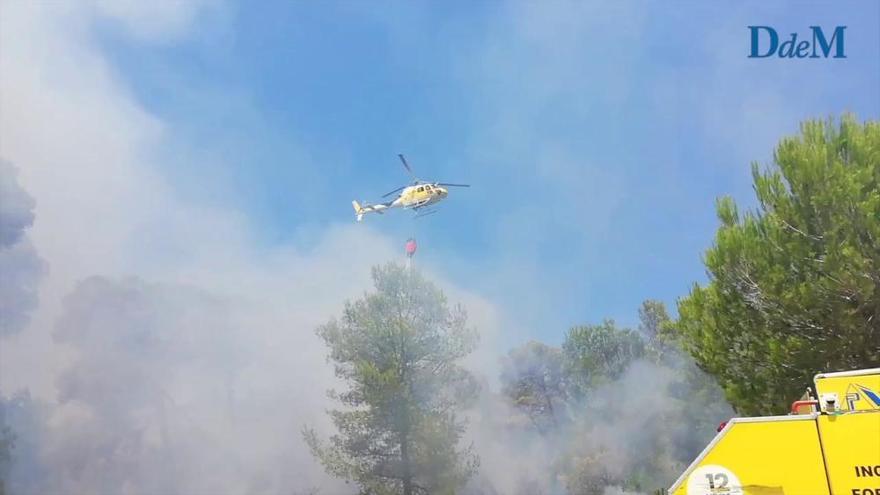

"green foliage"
[499,303,731,495]
[501,320,647,435]
[304,263,479,495]
[676,115,880,415]
[639,300,679,364]
[559,452,614,495]
[563,320,645,397]
[501,324,649,493]
[500,341,568,434]
[639,300,671,342]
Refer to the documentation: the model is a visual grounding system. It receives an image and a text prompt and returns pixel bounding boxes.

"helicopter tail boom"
[352,200,389,222]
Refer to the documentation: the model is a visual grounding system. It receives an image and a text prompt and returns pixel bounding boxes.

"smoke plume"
[0,3,734,495]
[0,160,44,337]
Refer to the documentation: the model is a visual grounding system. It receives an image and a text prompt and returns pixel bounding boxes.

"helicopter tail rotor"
[352,200,365,222]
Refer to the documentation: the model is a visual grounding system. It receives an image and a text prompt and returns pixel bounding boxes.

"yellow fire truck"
[669,368,880,495]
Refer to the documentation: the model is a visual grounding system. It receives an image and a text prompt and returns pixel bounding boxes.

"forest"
[1,117,878,494]
[301,116,880,494]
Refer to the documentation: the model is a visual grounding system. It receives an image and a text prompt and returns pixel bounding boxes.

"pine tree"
[304,264,479,494]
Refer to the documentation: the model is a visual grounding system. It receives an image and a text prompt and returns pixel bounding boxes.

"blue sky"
[90,1,879,345]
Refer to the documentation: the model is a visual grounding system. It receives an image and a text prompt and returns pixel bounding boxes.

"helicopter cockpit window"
[417,186,424,192]
[425,185,432,191]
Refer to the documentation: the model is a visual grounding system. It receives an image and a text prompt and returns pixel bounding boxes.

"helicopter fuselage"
[394,183,449,209]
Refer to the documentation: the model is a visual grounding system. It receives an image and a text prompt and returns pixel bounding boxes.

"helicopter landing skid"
[413,209,439,219]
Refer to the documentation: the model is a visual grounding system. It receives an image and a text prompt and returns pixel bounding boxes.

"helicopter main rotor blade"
[437,183,470,187]
[398,154,416,179]
[382,185,407,198]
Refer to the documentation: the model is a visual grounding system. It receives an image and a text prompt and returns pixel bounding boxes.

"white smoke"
[36,275,356,494]
[466,357,732,494]
[0,160,44,337]
[0,2,733,494]
[0,3,506,493]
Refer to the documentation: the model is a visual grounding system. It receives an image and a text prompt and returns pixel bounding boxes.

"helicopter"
[352,154,469,222]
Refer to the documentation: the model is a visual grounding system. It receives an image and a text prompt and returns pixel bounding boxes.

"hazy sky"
[91,1,879,341]
[6,1,880,345]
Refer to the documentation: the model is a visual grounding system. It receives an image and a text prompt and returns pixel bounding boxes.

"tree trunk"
[539,377,558,428]
[401,431,412,495]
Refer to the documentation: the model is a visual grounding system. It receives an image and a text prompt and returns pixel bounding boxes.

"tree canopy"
[563,320,646,398]
[305,264,479,495]
[676,115,880,415]
[500,341,568,434]
[496,303,731,495]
